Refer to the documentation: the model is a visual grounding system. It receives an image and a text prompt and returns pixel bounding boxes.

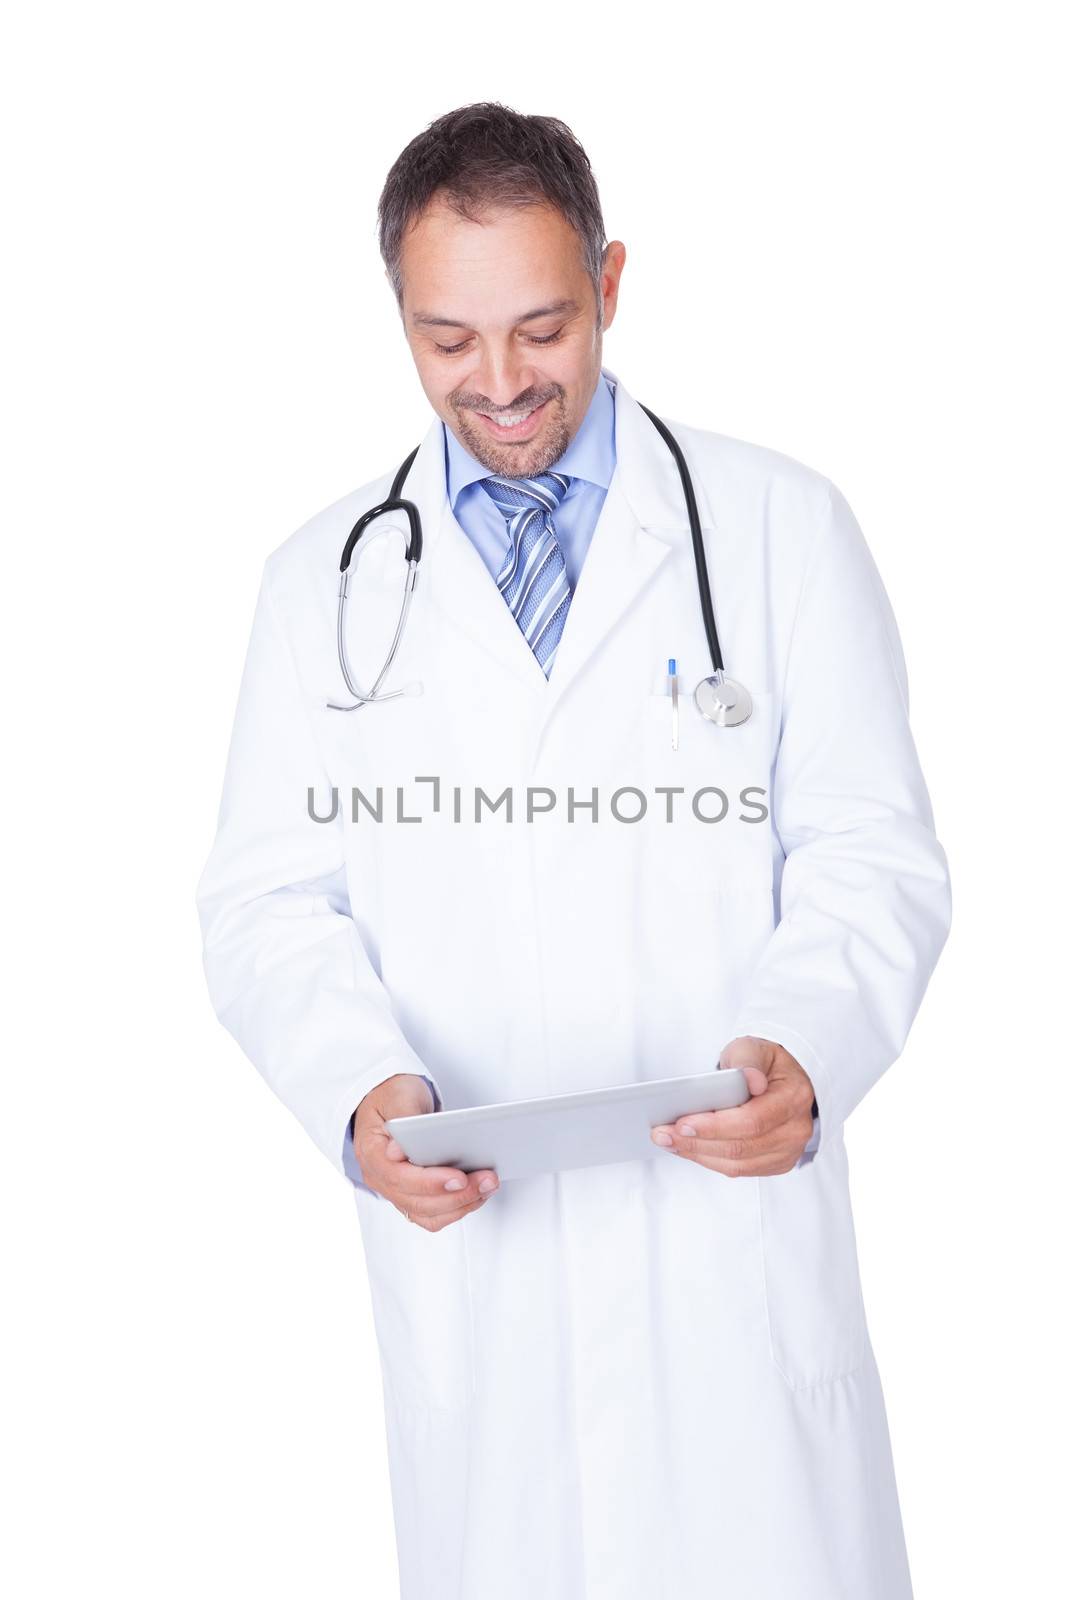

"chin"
[458,399,570,480]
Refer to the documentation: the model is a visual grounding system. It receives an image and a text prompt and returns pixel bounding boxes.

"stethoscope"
[327,402,752,727]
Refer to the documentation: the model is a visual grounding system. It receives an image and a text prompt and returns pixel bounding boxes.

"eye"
[433,329,565,357]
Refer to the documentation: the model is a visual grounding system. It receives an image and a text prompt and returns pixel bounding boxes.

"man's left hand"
[650,1035,816,1176]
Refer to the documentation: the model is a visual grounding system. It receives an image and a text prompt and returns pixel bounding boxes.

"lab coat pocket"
[353,1183,475,1414]
[642,686,776,894]
[757,1133,870,1391]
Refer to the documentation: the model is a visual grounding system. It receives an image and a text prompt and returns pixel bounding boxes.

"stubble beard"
[451,391,571,480]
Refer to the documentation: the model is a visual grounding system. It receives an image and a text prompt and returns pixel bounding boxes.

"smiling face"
[396,195,625,479]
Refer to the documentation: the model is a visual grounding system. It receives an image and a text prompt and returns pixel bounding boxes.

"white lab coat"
[197,366,951,1599]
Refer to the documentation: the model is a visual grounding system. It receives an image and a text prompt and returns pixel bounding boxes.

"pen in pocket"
[668,658,679,749]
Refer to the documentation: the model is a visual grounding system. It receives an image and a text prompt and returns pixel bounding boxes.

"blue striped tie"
[481,471,573,676]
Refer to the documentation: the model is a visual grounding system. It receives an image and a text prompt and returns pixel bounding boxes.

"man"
[197,101,951,1599]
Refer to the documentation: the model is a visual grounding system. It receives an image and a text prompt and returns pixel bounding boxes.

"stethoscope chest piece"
[693,673,753,727]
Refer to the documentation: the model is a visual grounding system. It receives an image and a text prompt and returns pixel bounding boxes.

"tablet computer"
[383,1067,750,1182]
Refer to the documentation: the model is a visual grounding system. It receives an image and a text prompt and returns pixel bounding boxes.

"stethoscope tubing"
[636,403,725,676]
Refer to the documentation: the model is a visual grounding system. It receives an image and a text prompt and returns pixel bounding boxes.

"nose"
[471,347,539,411]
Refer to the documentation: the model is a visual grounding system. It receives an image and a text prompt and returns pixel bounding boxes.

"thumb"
[736,1063,769,1097]
[719,1035,775,1096]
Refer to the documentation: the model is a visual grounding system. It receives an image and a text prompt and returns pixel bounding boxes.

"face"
[396,196,626,479]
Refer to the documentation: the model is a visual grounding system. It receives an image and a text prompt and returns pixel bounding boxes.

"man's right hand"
[353,1073,499,1230]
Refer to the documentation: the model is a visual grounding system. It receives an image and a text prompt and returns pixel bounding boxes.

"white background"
[3,3,1063,1595]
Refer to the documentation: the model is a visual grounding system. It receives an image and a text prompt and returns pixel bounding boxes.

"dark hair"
[378,101,608,327]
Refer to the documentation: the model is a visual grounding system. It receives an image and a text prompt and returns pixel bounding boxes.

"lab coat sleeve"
[728,480,951,1160]
[196,558,441,1193]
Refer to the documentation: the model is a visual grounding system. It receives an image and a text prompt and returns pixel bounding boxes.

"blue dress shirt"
[443,369,617,592]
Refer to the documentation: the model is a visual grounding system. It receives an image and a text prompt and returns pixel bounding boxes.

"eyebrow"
[411,297,580,330]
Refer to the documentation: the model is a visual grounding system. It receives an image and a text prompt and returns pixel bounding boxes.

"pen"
[668,657,678,749]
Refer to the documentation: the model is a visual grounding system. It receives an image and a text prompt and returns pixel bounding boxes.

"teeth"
[486,409,534,428]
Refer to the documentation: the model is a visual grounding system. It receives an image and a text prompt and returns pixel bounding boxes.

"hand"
[649,1036,816,1177]
[353,1073,499,1229]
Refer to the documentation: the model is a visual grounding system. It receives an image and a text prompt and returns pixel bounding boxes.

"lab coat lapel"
[402,413,554,696]
[539,373,682,719]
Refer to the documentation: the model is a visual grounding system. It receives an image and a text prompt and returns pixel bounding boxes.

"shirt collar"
[442,368,617,509]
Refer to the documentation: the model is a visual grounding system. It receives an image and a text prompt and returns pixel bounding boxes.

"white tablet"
[383,1068,750,1182]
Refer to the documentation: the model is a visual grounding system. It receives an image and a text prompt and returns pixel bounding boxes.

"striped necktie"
[480,471,573,676]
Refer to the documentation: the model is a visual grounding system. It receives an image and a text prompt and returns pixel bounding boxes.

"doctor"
[197,102,951,1599]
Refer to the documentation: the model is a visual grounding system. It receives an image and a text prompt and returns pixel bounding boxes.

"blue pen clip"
[668,659,679,749]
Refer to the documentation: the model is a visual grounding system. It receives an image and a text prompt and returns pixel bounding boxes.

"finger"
[399,1185,493,1229]
[661,1073,795,1144]
[358,1120,497,1193]
[651,1100,785,1154]
[692,1069,814,1146]
[683,1141,802,1178]
[677,1098,787,1144]
[371,1126,431,1164]
[655,1100,812,1173]
[394,1161,500,1209]
[406,1162,499,1198]
[733,1063,770,1097]
[719,1041,777,1078]
[665,1124,786,1167]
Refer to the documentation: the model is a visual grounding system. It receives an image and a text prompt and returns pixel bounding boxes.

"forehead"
[401,197,587,325]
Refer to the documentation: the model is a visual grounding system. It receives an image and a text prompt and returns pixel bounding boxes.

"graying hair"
[377,102,609,329]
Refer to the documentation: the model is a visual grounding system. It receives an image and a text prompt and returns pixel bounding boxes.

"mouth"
[473,398,551,441]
